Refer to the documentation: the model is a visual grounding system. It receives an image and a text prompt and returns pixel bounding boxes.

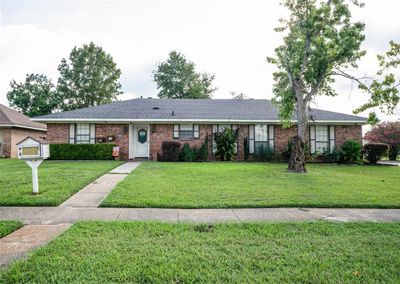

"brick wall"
[274,125,297,153]
[46,123,130,160]
[149,124,213,160]
[95,124,129,160]
[47,124,69,143]
[335,125,362,146]
[45,122,363,161]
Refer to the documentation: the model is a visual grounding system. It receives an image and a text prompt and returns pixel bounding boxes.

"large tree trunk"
[288,95,307,173]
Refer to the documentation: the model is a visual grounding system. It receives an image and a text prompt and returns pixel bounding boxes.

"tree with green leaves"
[57,42,122,111]
[354,41,400,121]
[7,74,59,117]
[267,0,365,172]
[153,51,216,99]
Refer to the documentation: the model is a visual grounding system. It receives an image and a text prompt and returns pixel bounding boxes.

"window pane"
[316,125,328,142]
[218,124,230,132]
[255,124,268,141]
[179,124,193,139]
[76,123,90,144]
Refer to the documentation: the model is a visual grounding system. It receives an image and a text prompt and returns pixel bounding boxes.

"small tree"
[214,128,237,161]
[57,42,122,111]
[7,74,59,117]
[364,122,400,160]
[267,0,365,173]
[153,51,216,99]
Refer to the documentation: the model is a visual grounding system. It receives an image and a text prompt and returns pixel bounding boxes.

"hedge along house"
[32,99,367,160]
[0,104,47,158]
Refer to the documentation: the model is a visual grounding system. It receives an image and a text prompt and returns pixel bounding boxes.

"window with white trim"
[309,125,335,154]
[173,124,199,139]
[69,124,96,144]
[249,124,274,154]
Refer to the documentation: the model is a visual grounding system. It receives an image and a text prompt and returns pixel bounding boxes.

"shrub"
[364,121,400,161]
[363,143,389,164]
[214,128,237,161]
[388,145,399,161]
[196,139,208,162]
[339,140,362,164]
[255,146,277,162]
[179,144,197,162]
[49,143,116,160]
[244,137,249,161]
[322,147,341,163]
[159,141,181,161]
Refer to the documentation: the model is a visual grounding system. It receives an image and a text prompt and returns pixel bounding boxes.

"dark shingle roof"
[0,104,47,130]
[33,99,367,123]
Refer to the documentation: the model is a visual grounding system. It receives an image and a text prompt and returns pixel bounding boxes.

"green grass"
[1,221,399,283]
[0,221,23,238]
[0,159,122,206]
[102,162,400,208]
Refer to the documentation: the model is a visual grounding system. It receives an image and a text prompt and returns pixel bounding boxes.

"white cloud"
[0,0,399,122]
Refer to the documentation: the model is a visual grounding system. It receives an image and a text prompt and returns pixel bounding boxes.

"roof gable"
[0,104,47,130]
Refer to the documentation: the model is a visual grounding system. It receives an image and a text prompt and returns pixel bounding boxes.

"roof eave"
[31,118,367,125]
[0,123,47,131]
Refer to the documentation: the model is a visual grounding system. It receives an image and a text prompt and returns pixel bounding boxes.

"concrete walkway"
[378,160,400,166]
[0,223,71,268]
[60,162,140,207]
[0,162,141,268]
[1,207,400,224]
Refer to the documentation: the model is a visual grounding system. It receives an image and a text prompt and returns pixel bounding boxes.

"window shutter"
[268,125,274,150]
[249,125,255,154]
[173,124,179,139]
[69,124,75,144]
[329,125,335,152]
[309,125,316,154]
[89,124,96,144]
[193,124,199,138]
[212,125,217,154]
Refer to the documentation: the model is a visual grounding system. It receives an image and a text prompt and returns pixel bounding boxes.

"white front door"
[133,124,149,158]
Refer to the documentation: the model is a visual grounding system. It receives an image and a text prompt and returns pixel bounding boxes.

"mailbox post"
[17,137,50,194]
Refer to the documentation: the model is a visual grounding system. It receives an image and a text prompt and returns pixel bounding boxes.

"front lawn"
[102,162,400,208]
[0,221,23,238]
[0,159,122,206]
[1,221,399,283]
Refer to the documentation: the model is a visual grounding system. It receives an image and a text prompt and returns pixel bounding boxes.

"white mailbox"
[17,137,49,160]
[17,137,50,194]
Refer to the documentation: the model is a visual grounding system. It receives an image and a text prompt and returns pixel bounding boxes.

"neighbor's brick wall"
[95,124,129,160]
[8,128,46,158]
[0,128,12,158]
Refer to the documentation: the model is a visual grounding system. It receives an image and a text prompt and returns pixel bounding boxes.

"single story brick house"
[0,104,47,158]
[33,99,367,160]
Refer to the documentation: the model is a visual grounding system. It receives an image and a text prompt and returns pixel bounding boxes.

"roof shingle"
[33,99,367,123]
[0,104,47,130]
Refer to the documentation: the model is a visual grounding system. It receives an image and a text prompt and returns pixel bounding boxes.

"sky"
[0,0,399,123]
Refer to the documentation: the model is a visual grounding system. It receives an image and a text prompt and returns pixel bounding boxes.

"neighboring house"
[0,104,47,158]
[32,99,367,160]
